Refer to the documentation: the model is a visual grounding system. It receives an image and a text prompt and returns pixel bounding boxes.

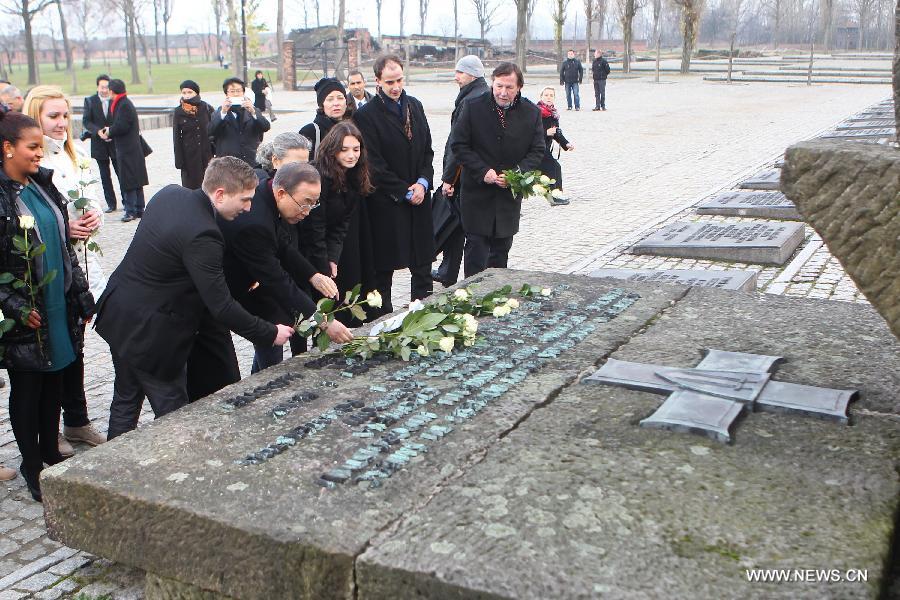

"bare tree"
[583,0,595,60]
[334,0,345,79]
[618,0,639,72]
[185,28,191,61]
[725,0,747,82]
[514,0,528,68]
[419,0,428,34]
[525,0,537,58]
[48,18,60,70]
[893,0,898,144]
[152,0,161,63]
[54,0,77,91]
[853,0,876,49]
[276,0,283,77]
[471,0,499,40]
[375,0,382,40]
[161,0,172,63]
[400,0,405,37]
[652,0,661,81]
[672,0,703,74]
[212,0,223,64]
[0,0,54,84]
[552,0,572,68]
[225,0,241,75]
[133,12,154,92]
[819,0,833,48]
[595,0,606,44]
[453,0,459,58]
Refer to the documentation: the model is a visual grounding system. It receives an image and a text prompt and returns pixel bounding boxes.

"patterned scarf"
[492,92,521,130]
[378,88,413,141]
[180,99,199,116]
[537,100,559,121]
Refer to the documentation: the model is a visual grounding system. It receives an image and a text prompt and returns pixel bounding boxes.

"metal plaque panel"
[739,169,782,191]
[695,191,801,220]
[756,381,855,424]
[588,268,758,292]
[696,349,783,374]
[640,391,745,444]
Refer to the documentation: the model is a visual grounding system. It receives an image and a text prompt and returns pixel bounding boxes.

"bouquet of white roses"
[502,169,567,205]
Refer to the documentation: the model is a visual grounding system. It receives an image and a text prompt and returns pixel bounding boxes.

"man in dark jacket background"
[451,62,545,277]
[559,49,584,111]
[219,162,351,373]
[99,79,147,222]
[591,48,611,111]
[432,55,490,288]
[210,77,271,166]
[96,157,295,439]
[81,74,118,212]
[353,54,435,315]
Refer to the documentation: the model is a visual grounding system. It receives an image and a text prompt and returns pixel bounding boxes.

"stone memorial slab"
[42,269,685,600]
[820,128,895,139]
[836,118,895,130]
[782,140,900,341]
[631,221,805,265]
[695,190,801,220]
[738,168,782,190]
[589,267,757,292]
[356,288,900,599]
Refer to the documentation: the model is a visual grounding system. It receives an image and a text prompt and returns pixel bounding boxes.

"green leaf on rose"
[0,272,14,284]
[400,345,411,361]
[317,298,335,313]
[316,332,330,352]
[67,190,80,199]
[349,304,367,321]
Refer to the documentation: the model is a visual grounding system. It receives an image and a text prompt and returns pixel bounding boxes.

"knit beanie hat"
[455,55,485,78]
[179,80,200,95]
[315,78,346,107]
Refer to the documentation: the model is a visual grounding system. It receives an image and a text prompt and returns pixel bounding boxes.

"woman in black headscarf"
[299,77,350,160]
[172,80,214,189]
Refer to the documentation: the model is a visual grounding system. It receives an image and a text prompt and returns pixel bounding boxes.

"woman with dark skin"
[312,121,376,326]
[0,111,93,501]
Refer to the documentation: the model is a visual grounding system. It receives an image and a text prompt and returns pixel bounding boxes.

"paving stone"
[15,570,60,592]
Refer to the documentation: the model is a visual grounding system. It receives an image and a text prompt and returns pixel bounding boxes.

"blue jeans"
[122,187,145,217]
[565,82,580,109]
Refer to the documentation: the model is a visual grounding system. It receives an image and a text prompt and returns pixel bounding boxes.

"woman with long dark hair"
[0,111,93,501]
[313,121,376,325]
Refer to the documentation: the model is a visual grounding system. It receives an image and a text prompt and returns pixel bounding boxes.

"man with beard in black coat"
[450,62,545,277]
[431,55,490,288]
[353,54,434,315]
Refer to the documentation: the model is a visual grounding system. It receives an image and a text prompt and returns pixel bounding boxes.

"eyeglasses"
[285,190,319,213]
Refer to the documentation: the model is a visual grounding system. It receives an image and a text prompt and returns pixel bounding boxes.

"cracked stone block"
[782,140,900,340]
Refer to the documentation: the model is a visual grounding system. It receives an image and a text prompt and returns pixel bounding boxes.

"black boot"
[20,465,42,502]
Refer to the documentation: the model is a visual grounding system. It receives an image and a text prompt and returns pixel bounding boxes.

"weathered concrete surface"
[358,288,900,599]
[781,140,900,340]
[40,269,684,599]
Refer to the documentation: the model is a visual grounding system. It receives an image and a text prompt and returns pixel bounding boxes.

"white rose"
[18,215,34,230]
[453,288,470,301]
[408,299,425,312]
[76,157,93,171]
[439,337,455,353]
[532,184,547,196]
[540,288,552,297]
[463,336,476,347]
[539,174,551,184]
[366,290,383,308]
[0,308,4,320]
[416,344,430,357]
[506,298,519,309]
[462,313,478,333]
[492,305,510,318]
[551,189,565,199]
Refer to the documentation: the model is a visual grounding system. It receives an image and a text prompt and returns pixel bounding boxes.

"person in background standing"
[80,75,118,212]
[250,70,276,122]
[451,62,545,277]
[353,54,435,316]
[23,85,108,459]
[432,55,490,288]
[173,80,214,189]
[99,79,148,223]
[299,77,350,160]
[0,110,95,502]
[536,86,574,202]
[591,48,611,111]
[210,77,270,167]
[0,85,23,112]
[559,49,583,111]
[346,70,373,111]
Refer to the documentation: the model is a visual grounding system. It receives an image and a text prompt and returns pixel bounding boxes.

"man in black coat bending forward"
[353,54,435,315]
[451,62,545,277]
[96,157,295,439]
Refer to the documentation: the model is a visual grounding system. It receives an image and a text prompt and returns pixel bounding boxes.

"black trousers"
[185,319,241,402]
[108,353,189,440]
[96,158,118,210]
[593,79,607,109]
[375,264,433,315]
[436,225,464,286]
[464,234,514,278]
[8,369,65,471]
[60,353,90,428]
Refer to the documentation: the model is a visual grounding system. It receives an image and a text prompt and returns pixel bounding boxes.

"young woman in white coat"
[23,85,107,456]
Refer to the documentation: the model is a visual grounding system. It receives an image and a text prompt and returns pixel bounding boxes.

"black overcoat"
[107,95,149,191]
[173,98,214,189]
[353,92,434,271]
[450,93,545,238]
[299,112,339,160]
[81,94,113,161]
[96,185,276,380]
[209,105,271,166]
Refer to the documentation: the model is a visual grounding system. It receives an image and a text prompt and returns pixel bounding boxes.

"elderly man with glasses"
[219,161,353,373]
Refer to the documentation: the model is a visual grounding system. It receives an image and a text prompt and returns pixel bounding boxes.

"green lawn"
[7,60,281,97]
